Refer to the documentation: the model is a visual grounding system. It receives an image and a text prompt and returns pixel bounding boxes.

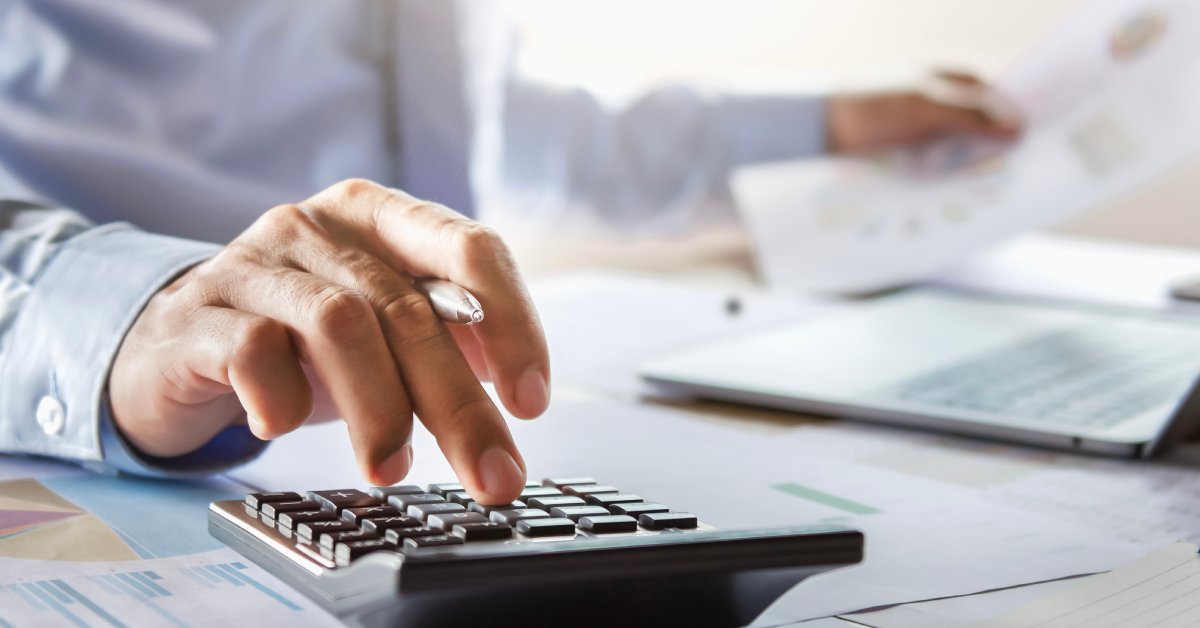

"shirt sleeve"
[0,200,266,477]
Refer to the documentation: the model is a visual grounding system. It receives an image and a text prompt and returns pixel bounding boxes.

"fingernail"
[515,368,550,417]
[477,447,524,499]
[376,444,414,485]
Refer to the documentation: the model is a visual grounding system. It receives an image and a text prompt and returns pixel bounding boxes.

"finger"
[284,231,526,503]
[181,306,314,440]
[448,324,491,382]
[206,246,416,485]
[924,99,1023,139]
[308,180,551,420]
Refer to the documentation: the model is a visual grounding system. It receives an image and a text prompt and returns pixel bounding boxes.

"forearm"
[0,200,264,476]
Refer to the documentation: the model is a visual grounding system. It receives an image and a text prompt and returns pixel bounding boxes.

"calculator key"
[309,489,378,512]
[452,522,512,541]
[341,505,401,525]
[515,518,577,537]
[402,534,464,550]
[609,502,670,517]
[578,515,638,534]
[527,496,586,510]
[245,492,300,511]
[277,510,338,532]
[639,513,698,530]
[261,500,319,519]
[427,482,465,497]
[584,494,642,507]
[384,527,442,543]
[446,491,476,507]
[468,500,526,515]
[407,502,465,521]
[368,485,424,500]
[297,519,357,541]
[518,487,562,501]
[388,493,445,510]
[427,511,487,531]
[549,505,611,522]
[335,538,396,565]
[489,509,550,526]
[361,515,421,534]
[542,477,596,488]
[319,530,378,550]
[561,485,619,497]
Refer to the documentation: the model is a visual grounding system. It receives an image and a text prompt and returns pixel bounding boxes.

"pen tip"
[470,310,484,324]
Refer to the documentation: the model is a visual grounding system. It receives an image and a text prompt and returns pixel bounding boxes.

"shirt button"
[37,396,66,436]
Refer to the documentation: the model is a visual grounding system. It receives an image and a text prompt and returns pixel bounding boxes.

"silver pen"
[413,278,485,325]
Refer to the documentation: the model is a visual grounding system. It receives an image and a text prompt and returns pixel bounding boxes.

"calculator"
[209,477,864,627]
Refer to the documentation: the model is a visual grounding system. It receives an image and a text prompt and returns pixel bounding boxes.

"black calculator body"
[209,477,863,627]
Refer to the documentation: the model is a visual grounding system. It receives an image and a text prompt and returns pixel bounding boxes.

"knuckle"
[381,293,444,349]
[448,222,506,267]
[231,319,289,364]
[255,203,316,240]
[441,393,497,435]
[308,287,375,338]
[332,177,378,200]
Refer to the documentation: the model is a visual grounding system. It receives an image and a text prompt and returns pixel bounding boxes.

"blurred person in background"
[0,1,1020,501]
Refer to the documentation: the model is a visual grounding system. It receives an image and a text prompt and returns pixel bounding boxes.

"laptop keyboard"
[880,322,1200,428]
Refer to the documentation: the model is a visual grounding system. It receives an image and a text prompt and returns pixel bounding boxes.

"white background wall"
[503,0,1200,248]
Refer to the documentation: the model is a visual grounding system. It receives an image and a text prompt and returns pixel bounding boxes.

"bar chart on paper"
[0,551,341,628]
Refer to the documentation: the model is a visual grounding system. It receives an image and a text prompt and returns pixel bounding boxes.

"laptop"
[639,289,1200,458]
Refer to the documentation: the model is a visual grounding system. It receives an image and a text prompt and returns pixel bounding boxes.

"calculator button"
[407,502,465,521]
[562,485,619,497]
[609,502,670,517]
[468,500,526,515]
[277,510,338,532]
[368,485,424,500]
[335,538,396,565]
[489,509,550,526]
[639,512,698,530]
[518,487,562,501]
[527,496,586,510]
[341,505,401,525]
[427,511,487,531]
[361,515,422,534]
[584,494,642,507]
[446,491,476,507]
[578,515,638,534]
[384,527,442,543]
[319,530,378,550]
[261,500,319,519]
[549,505,610,522]
[515,518,577,537]
[297,519,357,541]
[245,492,300,511]
[542,477,596,488]
[452,522,513,541]
[403,534,464,550]
[309,489,378,512]
[427,483,465,497]
[388,493,445,510]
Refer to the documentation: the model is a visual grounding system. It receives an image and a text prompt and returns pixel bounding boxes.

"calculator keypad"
[242,478,701,567]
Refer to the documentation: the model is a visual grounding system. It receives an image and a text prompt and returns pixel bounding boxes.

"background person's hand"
[827,71,1024,153]
[108,179,550,504]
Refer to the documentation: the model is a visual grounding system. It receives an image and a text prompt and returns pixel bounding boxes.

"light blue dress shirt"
[0,0,827,477]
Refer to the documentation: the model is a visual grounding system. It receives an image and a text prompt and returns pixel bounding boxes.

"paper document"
[974,543,1200,628]
[0,459,340,627]
[736,0,1200,293]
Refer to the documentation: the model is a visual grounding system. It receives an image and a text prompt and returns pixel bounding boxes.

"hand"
[827,71,1024,153]
[108,179,550,504]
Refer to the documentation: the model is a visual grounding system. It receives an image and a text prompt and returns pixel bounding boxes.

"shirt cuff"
[716,92,828,166]
[0,223,232,472]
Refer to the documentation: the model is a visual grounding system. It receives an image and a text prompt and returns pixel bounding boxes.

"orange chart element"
[0,478,140,561]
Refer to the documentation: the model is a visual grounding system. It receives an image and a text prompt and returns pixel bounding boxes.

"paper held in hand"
[735,0,1200,294]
